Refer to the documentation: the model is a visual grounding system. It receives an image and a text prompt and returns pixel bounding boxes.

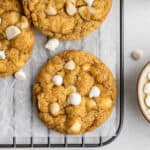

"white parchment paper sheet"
[0,0,120,145]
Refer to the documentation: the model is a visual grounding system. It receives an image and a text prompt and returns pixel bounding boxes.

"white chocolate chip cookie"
[22,0,112,40]
[0,0,34,77]
[33,50,116,134]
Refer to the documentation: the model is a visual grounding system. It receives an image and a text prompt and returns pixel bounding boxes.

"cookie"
[0,0,21,13]
[22,0,112,40]
[33,50,116,134]
[0,0,34,77]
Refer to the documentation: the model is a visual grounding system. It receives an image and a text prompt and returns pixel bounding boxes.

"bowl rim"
[137,61,150,123]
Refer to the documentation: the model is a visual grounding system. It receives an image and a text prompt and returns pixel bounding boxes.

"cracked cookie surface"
[23,0,112,40]
[0,0,34,76]
[33,50,116,134]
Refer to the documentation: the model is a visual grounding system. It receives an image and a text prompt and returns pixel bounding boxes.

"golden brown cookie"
[33,50,117,135]
[22,0,112,40]
[0,0,21,13]
[0,0,34,77]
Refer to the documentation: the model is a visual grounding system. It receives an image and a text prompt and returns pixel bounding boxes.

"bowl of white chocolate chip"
[137,62,150,122]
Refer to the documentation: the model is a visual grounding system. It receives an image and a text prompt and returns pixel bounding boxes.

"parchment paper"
[0,0,120,145]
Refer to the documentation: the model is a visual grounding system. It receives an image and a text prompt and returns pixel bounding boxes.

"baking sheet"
[0,0,121,145]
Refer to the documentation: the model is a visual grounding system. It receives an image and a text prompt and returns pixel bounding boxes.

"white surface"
[104,0,150,149]
[2,0,150,149]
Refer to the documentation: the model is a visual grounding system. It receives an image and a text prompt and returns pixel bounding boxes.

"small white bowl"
[137,62,150,122]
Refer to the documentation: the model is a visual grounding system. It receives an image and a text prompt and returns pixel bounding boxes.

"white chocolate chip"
[144,83,150,94]
[21,22,29,29]
[52,75,63,86]
[15,70,26,80]
[131,50,143,60]
[84,0,95,6]
[89,86,100,98]
[145,95,150,107]
[70,121,81,132]
[78,6,91,21]
[66,1,77,16]
[45,6,57,15]
[6,25,21,40]
[68,92,81,106]
[0,17,2,24]
[50,102,60,115]
[0,50,6,59]
[147,72,150,80]
[64,60,75,70]
[88,6,96,14]
[45,38,59,51]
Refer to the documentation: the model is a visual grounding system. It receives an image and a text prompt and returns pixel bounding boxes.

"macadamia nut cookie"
[0,0,34,76]
[22,0,112,40]
[33,50,116,134]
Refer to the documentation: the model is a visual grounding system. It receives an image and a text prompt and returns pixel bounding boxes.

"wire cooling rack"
[0,0,124,148]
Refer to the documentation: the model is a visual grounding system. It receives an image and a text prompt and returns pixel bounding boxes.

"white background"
[4,0,150,149]
[104,0,150,149]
